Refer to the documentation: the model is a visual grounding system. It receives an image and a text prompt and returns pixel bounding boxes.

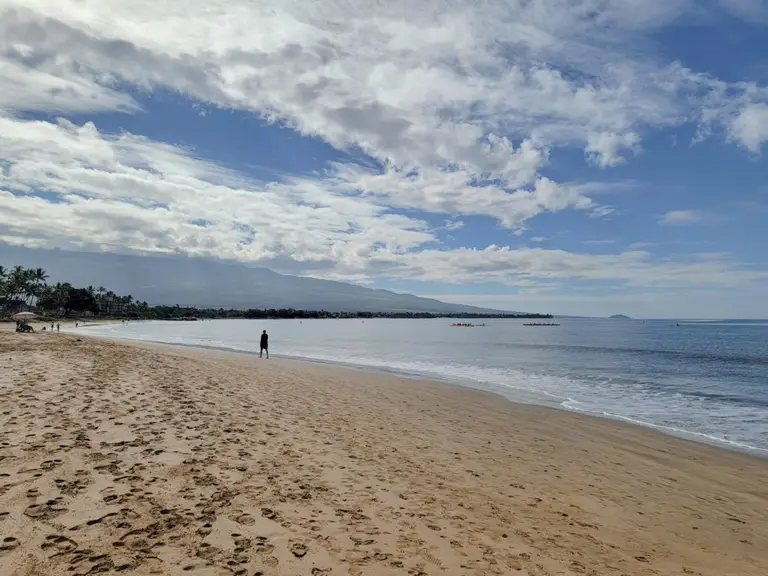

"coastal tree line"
[0,265,553,320]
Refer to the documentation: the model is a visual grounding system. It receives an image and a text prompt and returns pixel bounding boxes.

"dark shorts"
[260,346,268,351]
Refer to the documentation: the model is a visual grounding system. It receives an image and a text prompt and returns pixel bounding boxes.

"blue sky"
[0,0,767,317]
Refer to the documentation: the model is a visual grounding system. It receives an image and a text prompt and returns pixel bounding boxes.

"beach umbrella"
[11,311,39,320]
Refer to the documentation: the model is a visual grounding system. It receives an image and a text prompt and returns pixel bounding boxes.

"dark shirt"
[260,334,268,348]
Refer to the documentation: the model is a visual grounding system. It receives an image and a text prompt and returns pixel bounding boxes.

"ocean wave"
[489,341,768,365]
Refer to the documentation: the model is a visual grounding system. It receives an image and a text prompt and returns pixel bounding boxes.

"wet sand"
[1,331,766,575]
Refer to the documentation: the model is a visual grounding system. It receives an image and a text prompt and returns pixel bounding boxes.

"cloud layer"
[2,114,764,291]
[0,0,767,299]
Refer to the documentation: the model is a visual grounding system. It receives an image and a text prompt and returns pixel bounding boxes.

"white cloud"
[367,246,766,289]
[0,114,764,293]
[586,131,641,167]
[659,210,705,225]
[330,161,604,230]
[0,0,767,310]
[441,220,465,231]
[583,239,617,245]
[729,103,768,153]
[0,115,435,271]
[0,0,764,173]
[0,58,138,114]
[697,80,768,151]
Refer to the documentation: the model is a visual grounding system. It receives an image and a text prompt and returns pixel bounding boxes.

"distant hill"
[0,245,519,314]
[610,314,631,319]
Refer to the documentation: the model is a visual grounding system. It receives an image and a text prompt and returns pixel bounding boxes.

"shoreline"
[2,332,767,575]
[73,327,768,458]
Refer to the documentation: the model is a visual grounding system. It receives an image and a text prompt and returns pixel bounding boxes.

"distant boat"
[450,323,486,327]
[523,323,560,327]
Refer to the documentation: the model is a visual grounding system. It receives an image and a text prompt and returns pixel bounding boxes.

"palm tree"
[53,283,72,317]
[33,268,48,283]
[37,284,55,311]
[8,266,31,308]
[32,268,48,289]
[28,268,49,307]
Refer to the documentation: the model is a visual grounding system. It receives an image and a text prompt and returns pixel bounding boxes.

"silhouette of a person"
[260,330,269,359]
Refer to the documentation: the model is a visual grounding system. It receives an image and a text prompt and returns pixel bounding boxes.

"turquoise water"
[74,318,768,455]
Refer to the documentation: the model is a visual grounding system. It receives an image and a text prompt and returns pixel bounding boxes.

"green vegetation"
[1,265,552,320]
[1,265,146,318]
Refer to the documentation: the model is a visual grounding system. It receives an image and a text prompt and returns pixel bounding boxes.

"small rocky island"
[610,314,631,319]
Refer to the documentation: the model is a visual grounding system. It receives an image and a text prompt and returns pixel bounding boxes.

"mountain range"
[0,245,511,314]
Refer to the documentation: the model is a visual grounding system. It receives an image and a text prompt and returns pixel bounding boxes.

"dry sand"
[0,331,766,576]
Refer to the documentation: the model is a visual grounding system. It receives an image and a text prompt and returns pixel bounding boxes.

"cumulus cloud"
[585,131,641,167]
[729,103,768,153]
[697,79,768,152]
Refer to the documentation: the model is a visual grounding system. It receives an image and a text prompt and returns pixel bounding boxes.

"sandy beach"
[1,331,766,576]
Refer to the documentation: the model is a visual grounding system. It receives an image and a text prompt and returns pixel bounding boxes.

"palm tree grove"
[0,265,148,319]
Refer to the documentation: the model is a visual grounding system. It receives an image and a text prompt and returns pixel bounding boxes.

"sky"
[0,0,767,318]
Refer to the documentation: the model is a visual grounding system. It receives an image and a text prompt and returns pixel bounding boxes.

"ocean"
[73,318,768,456]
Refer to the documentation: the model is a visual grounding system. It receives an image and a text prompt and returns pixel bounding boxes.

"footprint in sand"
[290,542,308,558]
[0,536,20,554]
[197,523,213,536]
[232,533,251,554]
[41,534,78,555]
[234,513,255,526]
[120,508,141,519]
[24,499,68,520]
[253,536,275,555]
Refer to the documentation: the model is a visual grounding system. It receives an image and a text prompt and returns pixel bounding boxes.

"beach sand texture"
[1,332,766,576]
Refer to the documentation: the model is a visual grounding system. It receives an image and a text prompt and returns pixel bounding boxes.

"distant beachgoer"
[260,330,269,359]
[51,322,54,331]
[56,323,60,332]
[75,322,78,328]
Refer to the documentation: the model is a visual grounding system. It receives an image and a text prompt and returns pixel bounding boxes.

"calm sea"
[73,318,768,455]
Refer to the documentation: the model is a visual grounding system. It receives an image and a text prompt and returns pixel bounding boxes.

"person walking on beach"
[56,322,60,332]
[260,330,269,359]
